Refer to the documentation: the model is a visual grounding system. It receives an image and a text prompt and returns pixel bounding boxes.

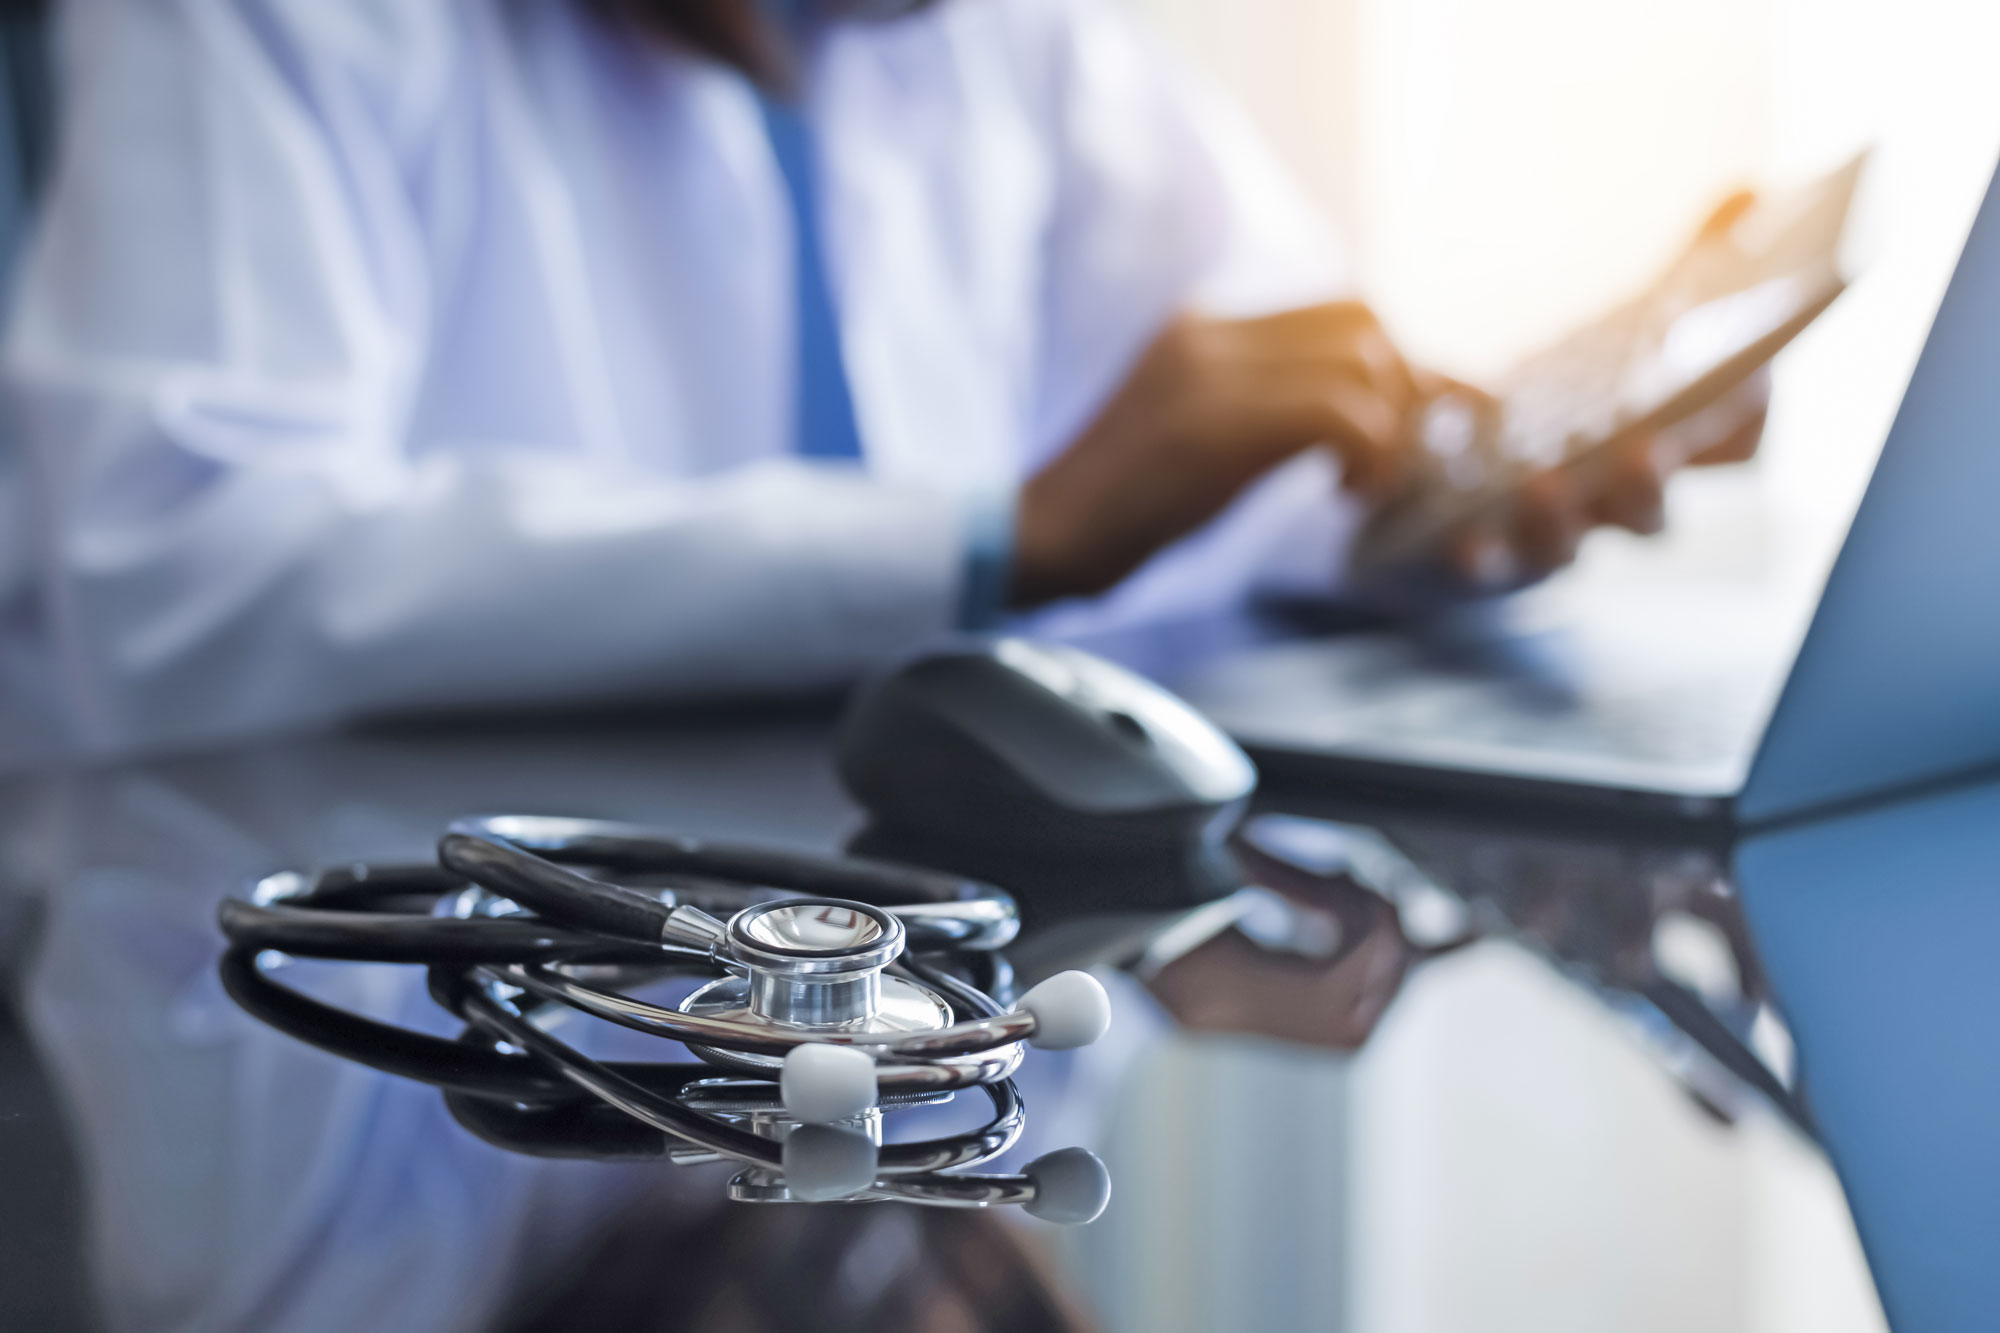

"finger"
[1264,302,1418,413]
[1590,434,1667,534]
[1663,396,1768,468]
[1696,188,1758,241]
[1444,520,1520,589]
[1251,301,1382,359]
[1687,387,1768,466]
[1690,368,1771,465]
[1347,321,1419,414]
[1689,408,1766,467]
[1510,469,1584,573]
[1309,381,1406,494]
[1666,191,1758,286]
[1417,373,1499,417]
[1650,368,1770,470]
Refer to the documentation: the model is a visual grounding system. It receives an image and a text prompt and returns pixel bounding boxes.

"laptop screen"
[1742,156,2000,822]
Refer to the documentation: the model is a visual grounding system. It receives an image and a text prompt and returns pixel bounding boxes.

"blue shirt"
[759,86,1011,628]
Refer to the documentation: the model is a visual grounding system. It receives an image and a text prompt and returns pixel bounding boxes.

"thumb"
[1696,188,1758,242]
[1312,381,1406,495]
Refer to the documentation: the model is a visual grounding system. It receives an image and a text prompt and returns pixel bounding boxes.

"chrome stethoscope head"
[711,898,919,1028]
[682,898,947,1056]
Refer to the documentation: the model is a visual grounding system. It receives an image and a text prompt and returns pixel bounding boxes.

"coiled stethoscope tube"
[217,815,1114,1211]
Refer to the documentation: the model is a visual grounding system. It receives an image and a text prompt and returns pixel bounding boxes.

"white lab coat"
[3,0,1359,758]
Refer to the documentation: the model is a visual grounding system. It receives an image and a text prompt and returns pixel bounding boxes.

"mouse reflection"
[1240,805,1807,1132]
[1140,838,1420,1052]
[848,815,1425,1058]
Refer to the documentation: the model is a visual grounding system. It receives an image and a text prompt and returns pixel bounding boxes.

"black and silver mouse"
[836,638,1257,852]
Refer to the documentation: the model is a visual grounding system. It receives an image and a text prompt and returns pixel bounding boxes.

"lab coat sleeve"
[5,0,969,756]
[1014,0,1369,634]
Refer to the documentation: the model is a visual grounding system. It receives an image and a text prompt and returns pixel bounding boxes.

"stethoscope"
[218,815,1114,1218]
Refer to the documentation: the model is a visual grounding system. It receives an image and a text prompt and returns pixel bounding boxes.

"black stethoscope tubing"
[437,815,1019,952]
[222,821,1021,965]
[219,945,695,1103]
[442,1086,694,1161]
[217,897,644,965]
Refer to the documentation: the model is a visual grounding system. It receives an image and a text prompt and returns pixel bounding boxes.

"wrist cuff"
[956,486,1017,631]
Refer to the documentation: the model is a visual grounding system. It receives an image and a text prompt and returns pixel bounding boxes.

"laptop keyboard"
[1356,676,1767,766]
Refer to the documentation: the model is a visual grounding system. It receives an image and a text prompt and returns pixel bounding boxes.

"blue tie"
[759,94,865,462]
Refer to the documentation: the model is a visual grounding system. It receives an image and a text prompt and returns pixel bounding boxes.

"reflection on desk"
[0,712,1914,1332]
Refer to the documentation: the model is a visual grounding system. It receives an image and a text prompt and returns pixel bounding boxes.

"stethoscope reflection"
[1240,807,1812,1135]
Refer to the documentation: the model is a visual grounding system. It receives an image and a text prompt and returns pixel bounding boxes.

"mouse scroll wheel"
[1101,709,1150,745]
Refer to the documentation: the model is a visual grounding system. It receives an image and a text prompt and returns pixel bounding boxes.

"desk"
[0,707,1961,1332]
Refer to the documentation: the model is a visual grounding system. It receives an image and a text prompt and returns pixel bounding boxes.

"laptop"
[1185,157,2000,828]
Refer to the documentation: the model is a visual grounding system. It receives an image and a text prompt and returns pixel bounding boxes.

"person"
[1,0,1763,756]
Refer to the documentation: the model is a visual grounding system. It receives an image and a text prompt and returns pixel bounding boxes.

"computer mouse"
[836,638,1257,852]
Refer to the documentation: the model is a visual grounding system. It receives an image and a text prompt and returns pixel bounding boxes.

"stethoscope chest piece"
[680,898,953,1072]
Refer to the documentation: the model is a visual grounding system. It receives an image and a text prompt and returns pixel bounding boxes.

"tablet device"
[1351,153,1867,579]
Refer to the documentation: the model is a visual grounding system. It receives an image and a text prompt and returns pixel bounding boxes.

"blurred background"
[1037,1,2000,1328]
[5,1,1995,1328]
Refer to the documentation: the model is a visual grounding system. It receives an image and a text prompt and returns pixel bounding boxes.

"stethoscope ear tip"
[1022,1147,1112,1225]
[1015,970,1113,1050]
[780,1043,879,1124]
[781,1123,881,1201]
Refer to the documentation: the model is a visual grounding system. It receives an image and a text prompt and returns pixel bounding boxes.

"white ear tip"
[780,1043,878,1124]
[782,1124,880,1202]
[1016,970,1112,1049]
[1022,1147,1111,1225]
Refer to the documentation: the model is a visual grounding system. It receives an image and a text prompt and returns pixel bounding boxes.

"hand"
[1010,304,1418,607]
[1438,189,1772,585]
[1442,369,1770,584]
[1429,189,1771,585]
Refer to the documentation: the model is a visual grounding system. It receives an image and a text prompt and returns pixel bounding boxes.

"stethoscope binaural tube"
[221,813,1023,963]
[437,815,1021,952]
[216,896,629,964]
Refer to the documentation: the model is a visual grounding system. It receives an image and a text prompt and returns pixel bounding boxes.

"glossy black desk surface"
[0,708,1987,1332]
